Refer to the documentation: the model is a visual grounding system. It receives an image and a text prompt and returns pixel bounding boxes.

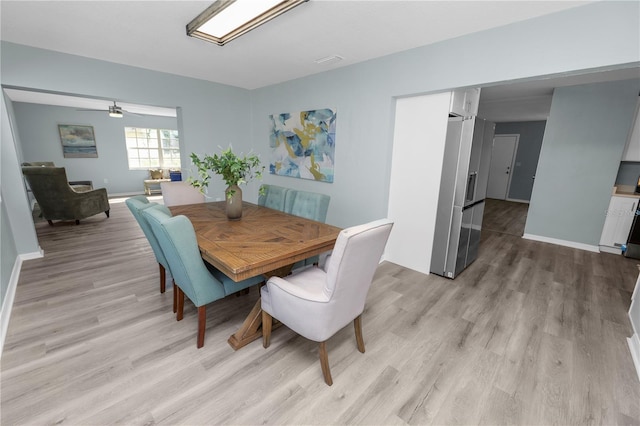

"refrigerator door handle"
[466,172,477,202]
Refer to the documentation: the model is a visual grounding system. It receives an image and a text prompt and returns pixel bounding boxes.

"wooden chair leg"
[176,286,185,321]
[172,280,177,313]
[197,306,206,349]
[159,263,166,293]
[319,341,333,386]
[105,210,110,218]
[47,220,54,226]
[354,315,365,353]
[75,220,80,225]
[235,287,251,297]
[262,310,272,348]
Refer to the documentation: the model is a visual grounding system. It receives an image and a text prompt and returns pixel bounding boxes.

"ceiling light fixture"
[186,0,307,46]
[108,102,123,118]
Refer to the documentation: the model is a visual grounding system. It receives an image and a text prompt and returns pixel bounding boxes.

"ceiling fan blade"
[76,108,106,112]
[122,110,144,117]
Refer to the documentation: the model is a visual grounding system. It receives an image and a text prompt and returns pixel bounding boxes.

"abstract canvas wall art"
[269,108,336,183]
[58,124,98,158]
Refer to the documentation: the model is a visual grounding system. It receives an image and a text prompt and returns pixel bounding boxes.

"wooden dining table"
[168,201,342,350]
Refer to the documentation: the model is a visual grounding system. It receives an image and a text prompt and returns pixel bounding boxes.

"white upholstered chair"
[160,181,205,207]
[260,218,393,385]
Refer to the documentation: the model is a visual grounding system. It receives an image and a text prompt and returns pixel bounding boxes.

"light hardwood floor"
[2,198,640,425]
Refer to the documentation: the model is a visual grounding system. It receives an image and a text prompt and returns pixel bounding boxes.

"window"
[125,127,181,169]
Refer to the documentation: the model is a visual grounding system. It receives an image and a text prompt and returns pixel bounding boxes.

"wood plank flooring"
[2,197,640,425]
[482,198,529,236]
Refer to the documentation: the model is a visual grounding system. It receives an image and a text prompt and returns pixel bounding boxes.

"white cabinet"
[449,88,480,117]
[600,195,638,253]
[621,99,640,161]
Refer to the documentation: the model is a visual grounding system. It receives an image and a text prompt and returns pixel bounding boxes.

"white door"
[486,134,519,200]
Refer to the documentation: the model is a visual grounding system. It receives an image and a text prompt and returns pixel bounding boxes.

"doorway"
[486,134,519,200]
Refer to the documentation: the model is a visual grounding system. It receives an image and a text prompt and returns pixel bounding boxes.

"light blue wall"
[1,41,253,199]
[1,92,40,315]
[251,1,640,227]
[526,79,640,246]
[14,102,178,194]
[1,93,39,255]
[1,200,17,305]
[495,121,547,202]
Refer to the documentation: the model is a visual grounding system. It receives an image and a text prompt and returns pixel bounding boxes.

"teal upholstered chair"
[287,190,330,222]
[286,190,331,268]
[22,166,109,225]
[142,206,263,348]
[125,196,173,297]
[258,184,292,212]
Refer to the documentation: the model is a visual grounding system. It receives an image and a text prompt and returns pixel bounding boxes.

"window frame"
[124,127,181,170]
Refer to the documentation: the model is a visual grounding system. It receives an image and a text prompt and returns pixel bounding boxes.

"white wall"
[628,272,640,381]
[386,93,451,274]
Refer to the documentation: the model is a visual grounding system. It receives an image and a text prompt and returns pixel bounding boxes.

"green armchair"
[22,166,110,226]
[22,162,93,191]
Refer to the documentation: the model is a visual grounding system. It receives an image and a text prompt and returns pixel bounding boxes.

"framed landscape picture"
[58,124,98,158]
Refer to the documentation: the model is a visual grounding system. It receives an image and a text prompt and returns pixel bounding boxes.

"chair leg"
[172,280,177,313]
[319,341,333,386]
[47,220,54,226]
[105,210,110,218]
[262,310,272,348]
[354,315,365,353]
[75,220,80,225]
[176,286,185,321]
[197,306,206,349]
[235,287,251,297]
[159,264,166,293]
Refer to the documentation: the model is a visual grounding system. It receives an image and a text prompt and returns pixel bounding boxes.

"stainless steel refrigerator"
[430,116,495,279]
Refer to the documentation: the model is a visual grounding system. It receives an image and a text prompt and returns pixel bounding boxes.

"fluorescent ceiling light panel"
[187,0,307,46]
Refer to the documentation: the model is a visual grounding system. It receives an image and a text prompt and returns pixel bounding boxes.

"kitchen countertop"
[613,184,640,199]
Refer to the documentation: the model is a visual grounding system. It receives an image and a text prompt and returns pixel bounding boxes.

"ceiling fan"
[77,101,142,118]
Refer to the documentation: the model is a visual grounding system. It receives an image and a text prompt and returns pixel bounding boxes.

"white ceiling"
[1,0,594,90]
[1,0,638,121]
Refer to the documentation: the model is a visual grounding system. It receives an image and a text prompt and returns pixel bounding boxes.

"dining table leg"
[227,298,264,350]
[227,266,291,350]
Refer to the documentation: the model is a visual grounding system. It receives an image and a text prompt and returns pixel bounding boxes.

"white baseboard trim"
[628,333,640,383]
[0,249,43,358]
[506,198,530,204]
[599,245,623,255]
[522,233,600,253]
[108,191,146,198]
[21,248,44,260]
